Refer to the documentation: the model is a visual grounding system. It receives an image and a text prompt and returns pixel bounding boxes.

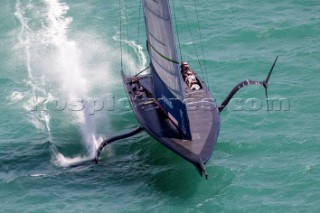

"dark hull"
[121,71,221,173]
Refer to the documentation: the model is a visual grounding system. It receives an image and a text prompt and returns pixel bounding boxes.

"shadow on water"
[148,166,203,198]
[147,161,236,202]
[141,137,236,199]
[93,134,236,203]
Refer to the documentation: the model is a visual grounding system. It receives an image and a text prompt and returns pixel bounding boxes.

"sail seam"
[151,52,176,77]
[148,31,166,47]
[144,1,170,21]
[147,40,179,64]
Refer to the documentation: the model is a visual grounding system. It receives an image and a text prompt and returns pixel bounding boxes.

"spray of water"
[14,0,105,166]
[43,0,104,165]
[13,0,147,167]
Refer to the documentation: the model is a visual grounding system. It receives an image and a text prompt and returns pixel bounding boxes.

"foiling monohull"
[95,0,278,178]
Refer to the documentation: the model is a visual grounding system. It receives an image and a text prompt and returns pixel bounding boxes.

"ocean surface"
[1,0,319,212]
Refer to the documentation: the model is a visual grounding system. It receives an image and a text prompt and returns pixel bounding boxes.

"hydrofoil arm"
[218,56,278,112]
[94,126,144,163]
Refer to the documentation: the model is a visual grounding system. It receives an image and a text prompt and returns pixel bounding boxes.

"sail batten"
[144,2,170,21]
[142,0,191,138]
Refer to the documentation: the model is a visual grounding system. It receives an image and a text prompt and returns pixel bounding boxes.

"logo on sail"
[161,94,173,109]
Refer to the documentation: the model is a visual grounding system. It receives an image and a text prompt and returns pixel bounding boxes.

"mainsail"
[142,0,191,138]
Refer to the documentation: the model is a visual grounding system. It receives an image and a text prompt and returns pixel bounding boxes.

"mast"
[142,0,191,139]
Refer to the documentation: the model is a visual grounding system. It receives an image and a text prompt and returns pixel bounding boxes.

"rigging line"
[136,0,142,45]
[119,0,123,70]
[171,0,183,62]
[124,0,131,76]
[180,0,204,78]
[193,0,209,87]
[136,0,144,71]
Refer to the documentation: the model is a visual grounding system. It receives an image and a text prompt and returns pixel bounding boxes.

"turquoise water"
[1,0,319,212]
